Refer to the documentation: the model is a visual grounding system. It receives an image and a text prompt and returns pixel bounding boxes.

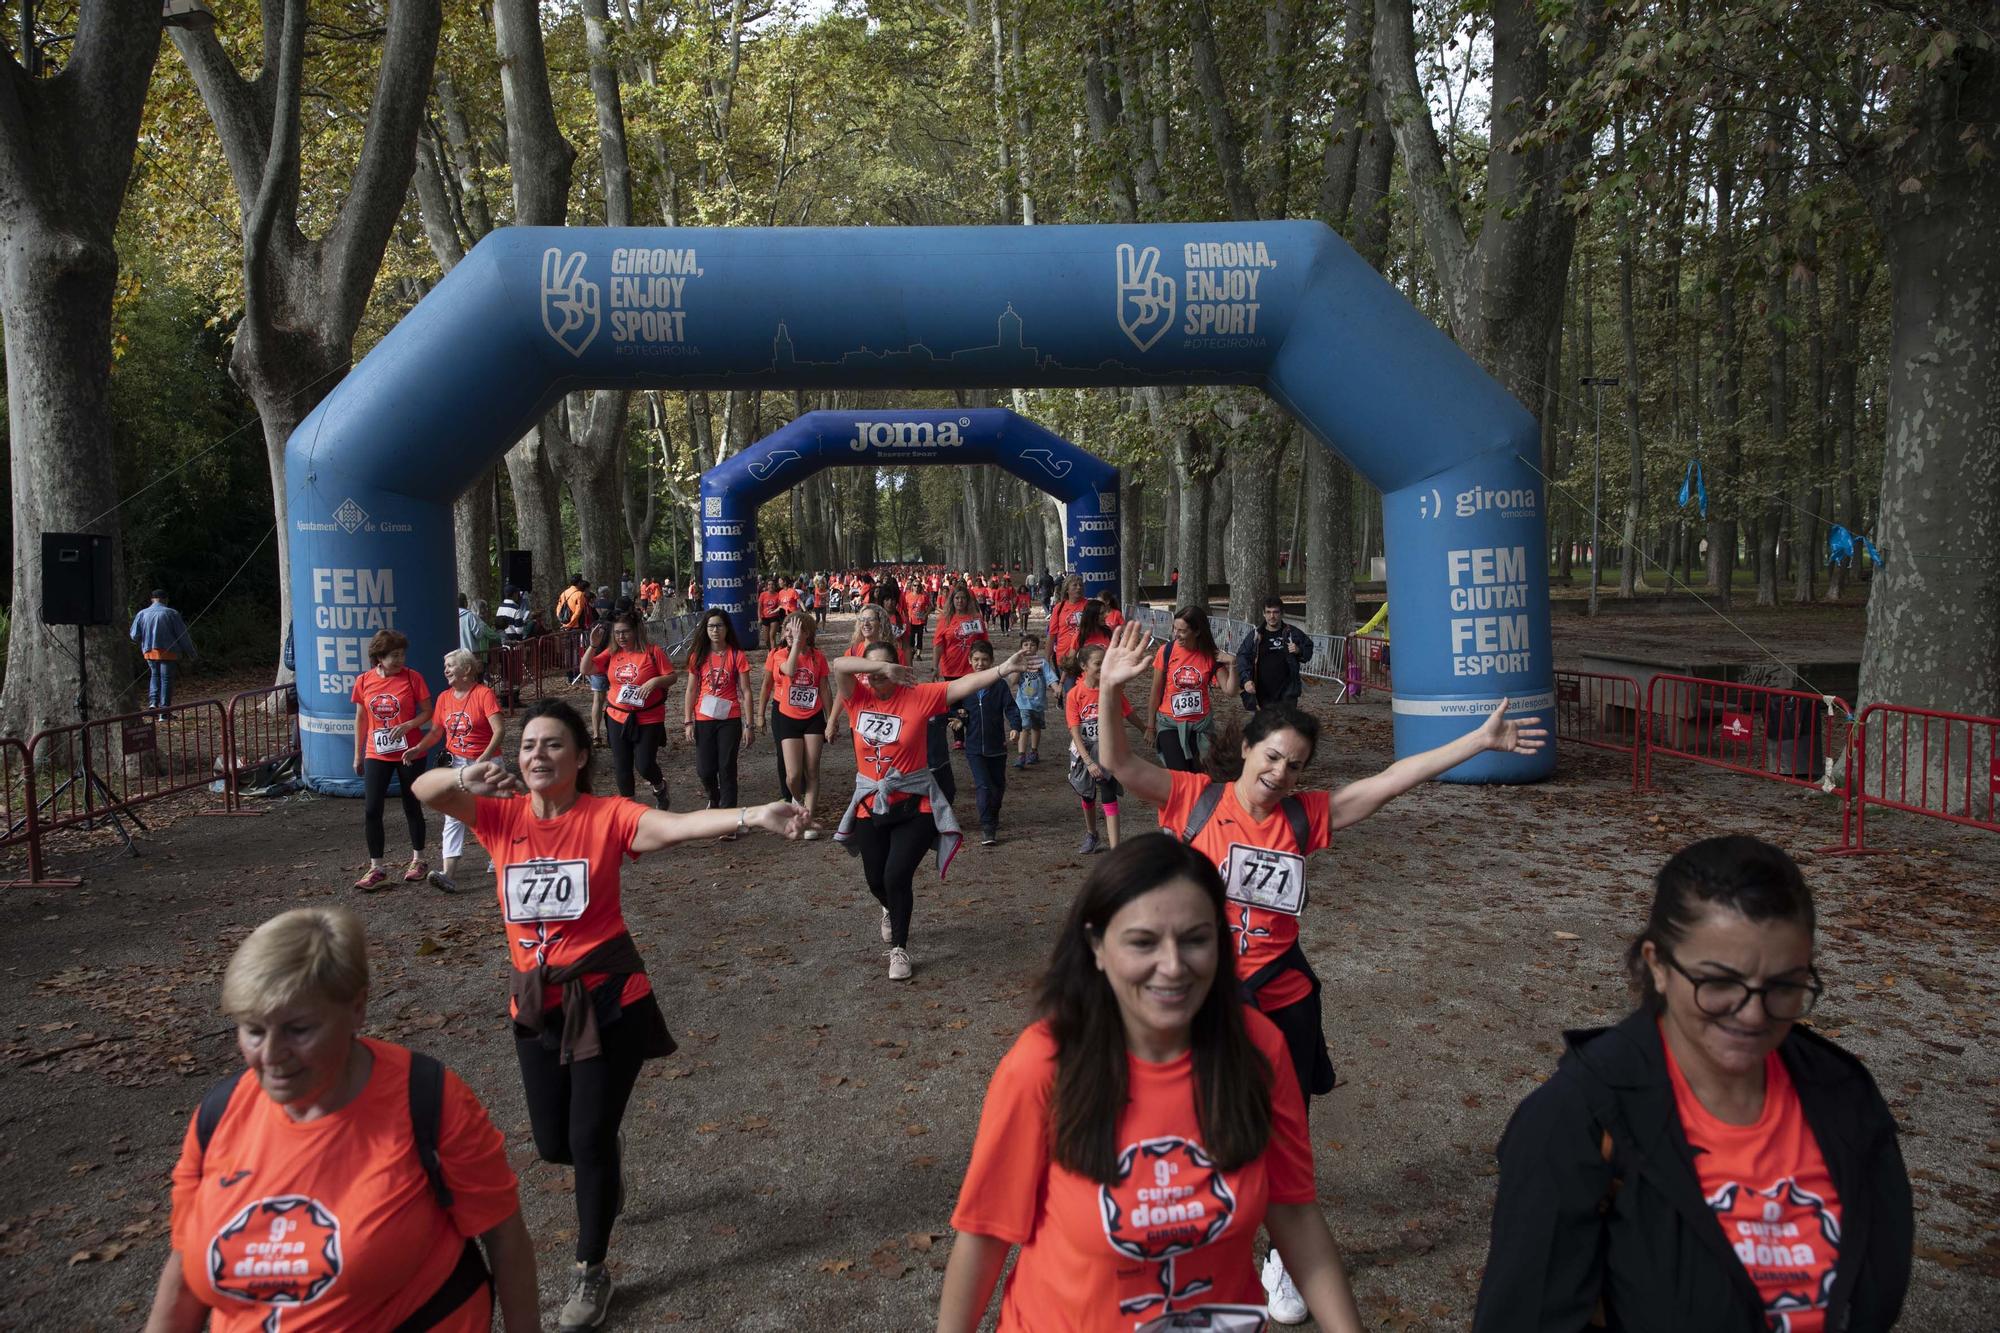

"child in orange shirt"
[1064,643,1143,854]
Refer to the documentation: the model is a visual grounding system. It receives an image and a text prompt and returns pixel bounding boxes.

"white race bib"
[371,727,408,755]
[787,684,819,711]
[1134,1306,1273,1332]
[958,620,984,637]
[615,684,650,709]
[856,710,903,746]
[699,692,733,719]
[1169,688,1204,718]
[1224,843,1307,916]
[502,858,590,924]
[1080,718,1100,744]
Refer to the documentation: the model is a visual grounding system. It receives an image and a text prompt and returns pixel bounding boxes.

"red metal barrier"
[223,685,301,814]
[1643,674,1852,802]
[1823,703,2000,855]
[0,735,75,887]
[28,699,232,838]
[1345,634,1392,699]
[1553,670,1644,788]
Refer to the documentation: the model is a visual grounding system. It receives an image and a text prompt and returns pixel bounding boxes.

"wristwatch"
[736,807,749,836]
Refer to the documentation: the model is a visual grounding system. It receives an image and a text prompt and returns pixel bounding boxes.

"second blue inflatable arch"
[700,409,1119,637]
[284,222,1555,791]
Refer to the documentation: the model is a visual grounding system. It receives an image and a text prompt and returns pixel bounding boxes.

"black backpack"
[195,1051,453,1210]
[1178,780,1310,855]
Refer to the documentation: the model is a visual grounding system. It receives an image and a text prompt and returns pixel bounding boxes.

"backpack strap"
[1179,781,1229,844]
[1279,796,1311,856]
[194,1069,249,1155]
[407,1051,453,1211]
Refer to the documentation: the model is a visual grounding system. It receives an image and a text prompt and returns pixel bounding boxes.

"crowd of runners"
[143,563,1913,1333]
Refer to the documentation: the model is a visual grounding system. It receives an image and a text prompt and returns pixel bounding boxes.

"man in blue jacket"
[1236,595,1313,710]
[129,590,197,715]
[952,639,1023,846]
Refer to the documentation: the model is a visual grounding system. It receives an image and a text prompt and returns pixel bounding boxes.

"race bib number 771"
[503,858,590,924]
[1223,843,1306,916]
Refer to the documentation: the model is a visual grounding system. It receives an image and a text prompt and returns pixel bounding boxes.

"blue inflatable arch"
[700,409,1118,637]
[287,222,1554,793]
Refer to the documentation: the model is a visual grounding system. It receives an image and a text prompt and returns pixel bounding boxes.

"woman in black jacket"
[1475,835,1911,1333]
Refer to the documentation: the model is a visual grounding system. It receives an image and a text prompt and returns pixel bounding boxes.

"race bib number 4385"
[1223,843,1306,916]
[503,858,590,923]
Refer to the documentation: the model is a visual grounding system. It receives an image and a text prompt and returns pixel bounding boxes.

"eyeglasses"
[1661,952,1823,1020]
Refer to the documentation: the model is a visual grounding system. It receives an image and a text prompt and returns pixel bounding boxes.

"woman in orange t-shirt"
[1148,606,1237,772]
[592,611,677,810]
[1048,573,1089,675]
[681,609,754,822]
[934,585,988,681]
[829,635,1038,981]
[759,610,831,833]
[146,906,535,1333]
[938,837,1363,1332]
[411,699,806,1327]
[1475,837,1911,1333]
[348,628,434,891]
[412,648,502,893]
[1094,620,1544,1313]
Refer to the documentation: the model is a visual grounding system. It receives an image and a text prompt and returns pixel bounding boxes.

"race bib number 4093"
[1224,843,1306,916]
[371,728,408,754]
[503,858,590,923]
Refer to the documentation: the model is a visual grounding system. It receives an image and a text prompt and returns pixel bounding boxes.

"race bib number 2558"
[503,858,590,924]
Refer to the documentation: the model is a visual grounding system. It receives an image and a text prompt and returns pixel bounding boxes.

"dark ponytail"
[1625,836,1815,1010]
[1202,704,1320,782]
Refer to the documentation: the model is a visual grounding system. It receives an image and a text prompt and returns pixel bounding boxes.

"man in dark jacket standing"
[1236,595,1313,709]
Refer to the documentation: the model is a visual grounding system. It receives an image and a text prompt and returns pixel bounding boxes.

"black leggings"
[852,810,935,948]
[926,714,957,803]
[607,716,665,800]
[693,717,742,807]
[1156,729,1205,772]
[362,757,425,859]
[514,1010,647,1264]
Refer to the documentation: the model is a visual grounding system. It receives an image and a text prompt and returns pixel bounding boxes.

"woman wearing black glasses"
[1475,835,1911,1333]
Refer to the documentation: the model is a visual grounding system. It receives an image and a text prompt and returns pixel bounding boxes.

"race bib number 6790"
[503,858,590,924]
[1223,843,1306,916]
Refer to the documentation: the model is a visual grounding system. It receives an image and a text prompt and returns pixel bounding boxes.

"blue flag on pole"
[1828,525,1886,568]
[1679,459,1707,517]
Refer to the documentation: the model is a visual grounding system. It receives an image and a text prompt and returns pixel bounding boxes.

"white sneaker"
[888,947,913,980]
[880,907,893,942]
[1262,1249,1308,1324]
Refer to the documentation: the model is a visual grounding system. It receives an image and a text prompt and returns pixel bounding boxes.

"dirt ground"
[3,604,1995,1331]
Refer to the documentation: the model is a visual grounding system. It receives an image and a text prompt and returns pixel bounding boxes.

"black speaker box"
[502,549,533,593]
[42,532,114,626]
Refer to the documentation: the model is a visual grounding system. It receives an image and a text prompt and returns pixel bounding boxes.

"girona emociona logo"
[208,1195,342,1306]
[1115,243,1176,353]
[540,248,601,357]
[1099,1136,1237,1263]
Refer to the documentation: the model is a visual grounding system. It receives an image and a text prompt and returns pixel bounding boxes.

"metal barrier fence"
[30,700,234,838]
[1823,703,2000,855]
[1346,634,1392,699]
[1642,674,1851,799]
[1553,669,1644,788]
[224,685,302,812]
[0,736,72,886]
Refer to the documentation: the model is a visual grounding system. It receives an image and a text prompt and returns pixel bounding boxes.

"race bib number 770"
[503,858,590,924]
[1223,843,1306,916]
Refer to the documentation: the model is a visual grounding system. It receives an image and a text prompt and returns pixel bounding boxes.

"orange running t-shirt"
[1064,682,1133,756]
[767,647,830,720]
[1157,770,1332,1011]
[950,1013,1314,1330]
[688,647,751,721]
[471,793,653,1015]
[845,681,949,816]
[350,668,431,762]
[1155,644,1223,723]
[1050,599,1089,661]
[169,1039,518,1333]
[435,683,502,760]
[1103,608,1125,630]
[1665,1030,1843,1331]
[594,644,675,725]
[935,614,988,678]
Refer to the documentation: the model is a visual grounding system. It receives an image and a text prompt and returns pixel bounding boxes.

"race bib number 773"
[503,858,590,923]
[856,711,903,745]
[1223,843,1306,916]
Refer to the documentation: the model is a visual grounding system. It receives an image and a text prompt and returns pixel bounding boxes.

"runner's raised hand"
[458,760,523,797]
[1476,699,1549,755]
[1099,622,1151,692]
